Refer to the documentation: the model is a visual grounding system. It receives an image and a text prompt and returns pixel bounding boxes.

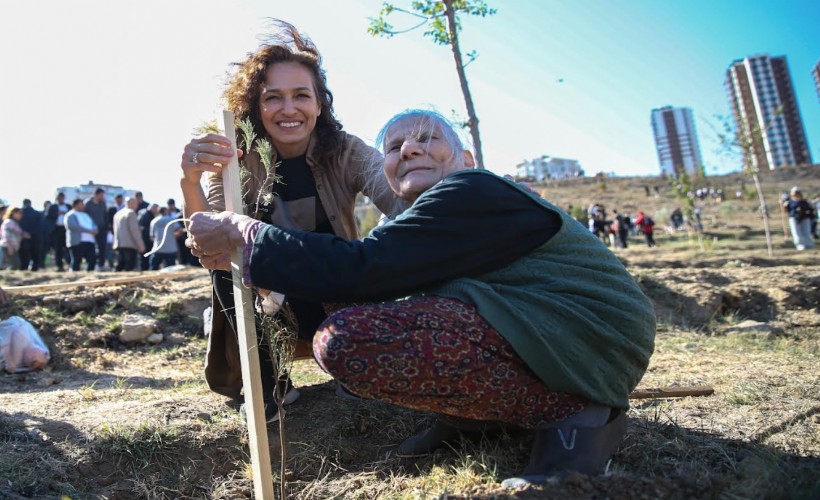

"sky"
[1,0,818,207]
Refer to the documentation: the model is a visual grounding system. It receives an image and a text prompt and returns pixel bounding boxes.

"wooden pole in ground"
[221,110,274,499]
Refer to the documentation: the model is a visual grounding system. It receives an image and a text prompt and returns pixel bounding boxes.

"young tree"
[369,0,495,169]
[714,114,778,257]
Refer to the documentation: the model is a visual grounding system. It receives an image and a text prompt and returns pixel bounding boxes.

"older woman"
[782,187,815,250]
[187,110,655,486]
[179,21,400,419]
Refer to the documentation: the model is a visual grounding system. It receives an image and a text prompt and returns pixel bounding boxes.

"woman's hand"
[187,211,252,258]
[181,134,242,184]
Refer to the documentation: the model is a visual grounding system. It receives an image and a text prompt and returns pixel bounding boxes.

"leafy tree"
[369,0,496,169]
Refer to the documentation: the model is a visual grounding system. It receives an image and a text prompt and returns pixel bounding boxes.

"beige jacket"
[112,208,143,251]
[203,130,402,398]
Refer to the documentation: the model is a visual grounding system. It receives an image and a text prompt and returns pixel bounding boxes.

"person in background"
[0,205,7,269]
[84,188,108,270]
[135,191,149,212]
[166,198,179,216]
[782,187,815,251]
[1,208,24,270]
[40,201,53,269]
[46,192,71,271]
[138,203,159,270]
[186,109,656,486]
[634,210,656,247]
[65,199,98,272]
[18,199,43,271]
[612,209,629,249]
[178,20,401,422]
[812,196,820,239]
[148,207,182,270]
[112,197,145,271]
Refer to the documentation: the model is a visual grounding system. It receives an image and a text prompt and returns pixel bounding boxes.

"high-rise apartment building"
[812,58,820,102]
[725,54,812,170]
[650,106,703,178]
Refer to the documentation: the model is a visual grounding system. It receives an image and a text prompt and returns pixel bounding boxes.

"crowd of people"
[574,203,657,248]
[0,190,200,272]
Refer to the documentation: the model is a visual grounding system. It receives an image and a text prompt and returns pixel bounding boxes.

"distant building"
[725,54,812,170]
[650,106,704,178]
[54,181,136,207]
[812,58,820,102]
[515,156,583,181]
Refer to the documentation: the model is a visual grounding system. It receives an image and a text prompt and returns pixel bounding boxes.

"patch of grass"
[155,301,183,322]
[92,421,187,472]
[75,311,96,328]
[79,380,99,401]
[727,383,765,406]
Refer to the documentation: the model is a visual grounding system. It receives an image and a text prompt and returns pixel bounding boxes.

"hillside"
[0,166,818,499]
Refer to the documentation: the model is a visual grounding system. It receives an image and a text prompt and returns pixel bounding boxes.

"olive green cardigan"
[432,180,656,409]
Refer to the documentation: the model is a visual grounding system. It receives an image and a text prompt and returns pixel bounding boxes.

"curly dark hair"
[223,20,343,163]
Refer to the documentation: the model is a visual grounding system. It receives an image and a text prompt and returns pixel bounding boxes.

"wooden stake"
[4,269,205,294]
[221,110,274,499]
[629,385,714,400]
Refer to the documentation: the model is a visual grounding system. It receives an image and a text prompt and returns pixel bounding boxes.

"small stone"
[147,333,164,344]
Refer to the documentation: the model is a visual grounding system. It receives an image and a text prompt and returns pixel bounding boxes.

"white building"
[515,156,583,181]
[650,106,703,178]
[54,181,136,207]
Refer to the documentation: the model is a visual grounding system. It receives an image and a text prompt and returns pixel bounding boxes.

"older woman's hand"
[187,211,253,258]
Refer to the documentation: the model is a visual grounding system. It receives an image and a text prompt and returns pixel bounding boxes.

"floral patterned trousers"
[314,296,586,429]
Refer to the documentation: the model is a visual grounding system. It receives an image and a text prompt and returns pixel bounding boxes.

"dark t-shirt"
[265,155,334,339]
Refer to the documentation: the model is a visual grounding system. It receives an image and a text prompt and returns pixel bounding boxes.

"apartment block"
[650,106,704,178]
[725,54,812,170]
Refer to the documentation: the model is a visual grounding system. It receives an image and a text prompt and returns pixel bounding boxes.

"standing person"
[782,187,815,250]
[0,208,24,270]
[84,188,108,270]
[179,20,401,419]
[40,201,53,269]
[138,203,159,270]
[148,208,182,270]
[187,109,656,486]
[0,205,7,269]
[46,193,71,271]
[18,199,43,271]
[134,191,149,212]
[112,197,145,271]
[612,209,629,249]
[634,210,656,247]
[64,199,98,271]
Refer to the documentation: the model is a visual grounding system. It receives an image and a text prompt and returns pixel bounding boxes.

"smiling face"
[257,62,322,158]
[382,115,474,202]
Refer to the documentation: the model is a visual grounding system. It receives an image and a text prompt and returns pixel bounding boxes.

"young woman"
[178,21,400,421]
[186,110,656,486]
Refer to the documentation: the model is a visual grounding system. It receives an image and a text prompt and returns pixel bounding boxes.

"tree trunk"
[443,0,485,169]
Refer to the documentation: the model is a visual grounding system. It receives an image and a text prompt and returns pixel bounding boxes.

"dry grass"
[1,166,819,498]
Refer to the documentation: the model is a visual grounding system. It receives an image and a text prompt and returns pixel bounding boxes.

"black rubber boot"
[501,409,627,488]
[397,416,505,457]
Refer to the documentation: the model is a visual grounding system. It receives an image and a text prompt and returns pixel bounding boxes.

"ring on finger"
[191,152,200,164]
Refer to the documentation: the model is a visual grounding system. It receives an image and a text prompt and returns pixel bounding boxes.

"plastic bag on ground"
[0,316,50,373]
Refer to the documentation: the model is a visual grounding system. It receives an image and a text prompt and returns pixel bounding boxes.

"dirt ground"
[1,168,819,499]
